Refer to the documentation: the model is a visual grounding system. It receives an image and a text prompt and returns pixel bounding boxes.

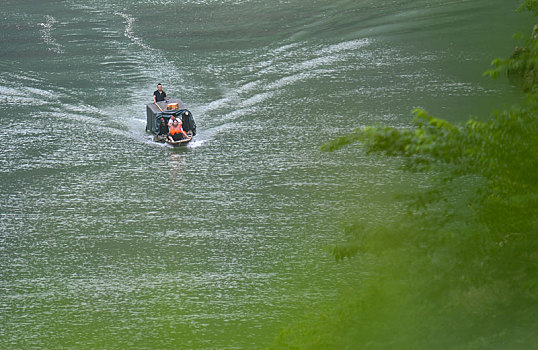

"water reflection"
[168,149,184,169]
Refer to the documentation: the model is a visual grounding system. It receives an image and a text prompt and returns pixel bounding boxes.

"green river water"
[0,0,534,348]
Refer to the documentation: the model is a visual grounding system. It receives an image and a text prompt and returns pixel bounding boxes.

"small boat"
[165,137,192,147]
[146,98,196,146]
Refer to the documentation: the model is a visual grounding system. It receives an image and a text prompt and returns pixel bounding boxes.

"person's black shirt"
[154,89,166,102]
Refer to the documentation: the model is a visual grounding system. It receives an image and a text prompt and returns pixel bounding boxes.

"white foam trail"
[199,39,372,119]
[111,11,184,88]
[239,91,275,108]
[0,75,60,106]
[321,38,371,54]
[115,12,151,50]
[38,15,65,54]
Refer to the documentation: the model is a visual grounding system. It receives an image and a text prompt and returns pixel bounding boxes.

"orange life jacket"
[169,123,184,135]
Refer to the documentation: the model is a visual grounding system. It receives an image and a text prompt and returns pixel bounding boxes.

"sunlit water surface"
[0,0,533,348]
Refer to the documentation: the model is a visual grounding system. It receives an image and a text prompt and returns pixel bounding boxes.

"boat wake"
[38,15,65,54]
[114,12,151,50]
[196,38,372,137]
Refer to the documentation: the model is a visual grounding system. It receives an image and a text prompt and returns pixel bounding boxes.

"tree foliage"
[485,2,538,91]
[517,0,538,16]
[322,93,538,198]
[274,4,538,349]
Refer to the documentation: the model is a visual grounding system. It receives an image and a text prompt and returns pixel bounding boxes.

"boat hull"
[165,138,192,147]
[153,133,192,146]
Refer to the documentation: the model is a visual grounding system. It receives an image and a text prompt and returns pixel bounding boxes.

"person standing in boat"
[153,83,167,103]
[168,119,188,142]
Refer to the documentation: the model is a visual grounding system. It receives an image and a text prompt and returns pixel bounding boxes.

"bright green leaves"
[517,0,538,15]
[275,4,538,349]
[484,19,538,91]
[322,92,537,201]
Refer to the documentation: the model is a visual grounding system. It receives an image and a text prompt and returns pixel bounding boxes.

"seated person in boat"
[159,117,169,135]
[168,119,188,142]
[167,114,179,127]
[153,83,167,103]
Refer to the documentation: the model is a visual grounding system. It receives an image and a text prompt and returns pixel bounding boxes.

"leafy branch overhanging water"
[273,2,538,349]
